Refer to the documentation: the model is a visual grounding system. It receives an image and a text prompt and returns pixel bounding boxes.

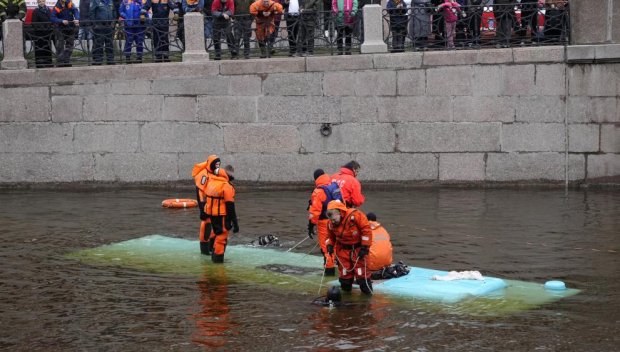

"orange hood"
[206,154,220,173]
[326,200,347,212]
[191,161,209,177]
[314,173,331,187]
[338,167,356,177]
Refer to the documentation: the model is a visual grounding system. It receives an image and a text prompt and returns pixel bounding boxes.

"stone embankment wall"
[0,46,618,185]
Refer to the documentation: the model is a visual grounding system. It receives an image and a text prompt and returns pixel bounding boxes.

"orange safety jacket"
[367,220,393,271]
[249,0,283,41]
[204,170,235,216]
[326,208,372,247]
[331,167,364,208]
[308,173,331,225]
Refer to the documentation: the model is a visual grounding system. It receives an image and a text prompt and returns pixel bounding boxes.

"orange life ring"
[162,198,198,208]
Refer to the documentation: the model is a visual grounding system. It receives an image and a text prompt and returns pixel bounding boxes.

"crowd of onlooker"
[0,0,569,67]
[385,0,569,52]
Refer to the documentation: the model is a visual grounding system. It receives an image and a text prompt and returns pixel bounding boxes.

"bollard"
[360,4,387,54]
[182,12,210,62]
[1,19,28,70]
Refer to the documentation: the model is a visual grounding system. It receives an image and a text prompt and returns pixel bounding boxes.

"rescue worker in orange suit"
[192,154,219,255]
[331,160,365,208]
[308,169,340,276]
[249,0,283,58]
[205,163,239,263]
[325,200,373,295]
[365,212,393,272]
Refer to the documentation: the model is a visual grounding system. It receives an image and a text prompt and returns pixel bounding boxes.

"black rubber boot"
[211,253,224,263]
[357,278,373,295]
[200,242,211,255]
[339,278,353,292]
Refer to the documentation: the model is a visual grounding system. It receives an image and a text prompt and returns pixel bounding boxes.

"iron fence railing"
[22,19,183,68]
[203,10,363,59]
[383,1,569,52]
[5,2,573,67]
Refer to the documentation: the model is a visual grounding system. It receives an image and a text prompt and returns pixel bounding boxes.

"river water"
[0,188,618,351]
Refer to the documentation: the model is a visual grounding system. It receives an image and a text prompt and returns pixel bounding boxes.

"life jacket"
[318,182,343,219]
[204,171,233,216]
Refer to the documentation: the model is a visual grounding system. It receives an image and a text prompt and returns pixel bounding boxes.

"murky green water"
[0,188,618,351]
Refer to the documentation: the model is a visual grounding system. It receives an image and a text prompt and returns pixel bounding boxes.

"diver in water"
[250,234,280,247]
[312,286,343,308]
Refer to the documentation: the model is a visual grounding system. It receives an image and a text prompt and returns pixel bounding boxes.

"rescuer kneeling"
[365,212,393,272]
[325,200,373,295]
[205,162,239,263]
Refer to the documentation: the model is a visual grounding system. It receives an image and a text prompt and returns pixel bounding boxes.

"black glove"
[327,244,334,255]
[358,246,369,260]
[232,220,239,233]
[307,221,315,239]
[225,201,237,231]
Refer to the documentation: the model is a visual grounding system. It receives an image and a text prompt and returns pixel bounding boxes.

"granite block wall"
[0,47,618,184]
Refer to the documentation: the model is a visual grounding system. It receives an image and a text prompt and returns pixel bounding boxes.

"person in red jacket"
[331,160,364,208]
[325,200,373,295]
[308,169,340,276]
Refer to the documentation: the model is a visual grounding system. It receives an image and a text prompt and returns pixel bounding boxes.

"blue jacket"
[51,0,80,23]
[119,0,146,26]
[89,0,117,22]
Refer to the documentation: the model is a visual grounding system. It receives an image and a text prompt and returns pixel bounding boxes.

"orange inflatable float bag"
[367,221,393,271]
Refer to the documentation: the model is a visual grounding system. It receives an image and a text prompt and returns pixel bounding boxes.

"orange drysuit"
[249,0,283,42]
[367,220,393,271]
[192,159,211,246]
[205,168,238,263]
[325,202,373,294]
[308,173,336,272]
[331,167,365,208]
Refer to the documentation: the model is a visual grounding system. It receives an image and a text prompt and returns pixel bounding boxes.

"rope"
[317,266,326,295]
[287,236,309,252]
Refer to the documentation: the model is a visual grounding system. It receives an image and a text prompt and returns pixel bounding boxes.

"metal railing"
[203,10,363,59]
[4,2,572,68]
[383,1,569,52]
[23,18,183,68]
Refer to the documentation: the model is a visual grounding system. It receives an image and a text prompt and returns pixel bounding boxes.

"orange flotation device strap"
[162,198,198,208]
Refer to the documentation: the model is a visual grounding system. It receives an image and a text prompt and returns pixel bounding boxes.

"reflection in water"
[306,294,396,351]
[191,265,235,349]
